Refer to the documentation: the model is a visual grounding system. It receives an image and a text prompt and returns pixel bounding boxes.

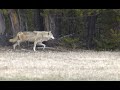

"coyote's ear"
[48,32,49,35]
[48,31,51,35]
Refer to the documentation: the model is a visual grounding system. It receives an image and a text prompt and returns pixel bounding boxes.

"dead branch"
[57,33,75,40]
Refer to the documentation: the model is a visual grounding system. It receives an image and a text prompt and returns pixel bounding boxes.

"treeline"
[0,9,120,50]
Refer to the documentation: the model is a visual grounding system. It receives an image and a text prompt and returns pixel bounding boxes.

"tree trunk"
[8,9,20,37]
[34,9,44,31]
[44,15,50,31]
[0,10,8,46]
[17,9,28,31]
[49,15,56,38]
[39,9,44,31]
[0,10,5,35]
[87,15,97,49]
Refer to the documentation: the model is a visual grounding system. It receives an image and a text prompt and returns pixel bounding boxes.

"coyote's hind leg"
[13,40,22,50]
[38,43,46,50]
[41,43,46,50]
[13,42,18,50]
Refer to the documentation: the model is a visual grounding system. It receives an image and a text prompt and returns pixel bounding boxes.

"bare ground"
[0,46,120,81]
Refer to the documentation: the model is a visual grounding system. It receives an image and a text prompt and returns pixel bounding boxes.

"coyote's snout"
[9,31,55,51]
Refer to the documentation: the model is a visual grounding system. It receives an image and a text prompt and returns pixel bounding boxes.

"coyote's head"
[48,31,55,40]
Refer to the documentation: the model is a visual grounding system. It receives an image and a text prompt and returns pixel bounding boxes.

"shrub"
[60,37,80,49]
[94,29,120,50]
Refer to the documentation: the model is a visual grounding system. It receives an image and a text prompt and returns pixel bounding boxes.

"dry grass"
[0,46,120,81]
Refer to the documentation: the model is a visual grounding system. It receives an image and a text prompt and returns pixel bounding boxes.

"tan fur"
[9,31,54,51]
[9,32,23,43]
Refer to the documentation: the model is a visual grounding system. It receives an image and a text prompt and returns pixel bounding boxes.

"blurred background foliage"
[1,9,120,50]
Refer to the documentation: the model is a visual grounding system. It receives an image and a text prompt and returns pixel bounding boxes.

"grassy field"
[0,46,120,81]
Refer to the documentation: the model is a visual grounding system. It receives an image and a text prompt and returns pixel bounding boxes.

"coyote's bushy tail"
[9,32,23,43]
[9,36,19,43]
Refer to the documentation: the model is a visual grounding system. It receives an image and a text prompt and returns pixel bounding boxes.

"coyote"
[9,31,55,51]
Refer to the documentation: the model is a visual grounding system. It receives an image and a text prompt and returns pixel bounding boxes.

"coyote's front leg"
[33,41,38,51]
